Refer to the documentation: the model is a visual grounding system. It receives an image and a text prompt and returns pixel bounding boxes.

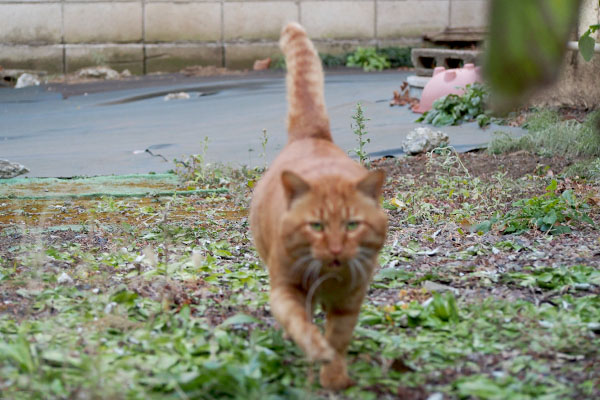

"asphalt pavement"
[0,70,525,177]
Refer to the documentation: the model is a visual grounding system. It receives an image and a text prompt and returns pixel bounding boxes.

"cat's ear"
[356,170,385,200]
[281,170,310,205]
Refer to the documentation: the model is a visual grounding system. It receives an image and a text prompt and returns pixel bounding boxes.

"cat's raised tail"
[280,22,333,143]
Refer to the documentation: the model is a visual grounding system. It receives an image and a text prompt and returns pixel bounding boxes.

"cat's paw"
[319,358,355,390]
[303,333,336,362]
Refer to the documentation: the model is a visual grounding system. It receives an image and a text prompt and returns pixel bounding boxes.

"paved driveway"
[0,71,524,177]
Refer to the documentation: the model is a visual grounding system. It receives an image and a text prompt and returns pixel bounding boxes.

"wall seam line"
[221,0,225,67]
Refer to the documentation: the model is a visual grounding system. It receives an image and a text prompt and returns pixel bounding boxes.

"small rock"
[588,322,600,333]
[15,73,40,88]
[104,301,117,314]
[422,280,459,295]
[120,69,132,77]
[57,272,73,284]
[402,127,449,155]
[77,66,120,80]
[0,159,29,178]
[574,283,592,291]
[164,92,190,101]
[427,393,444,400]
[253,57,272,71]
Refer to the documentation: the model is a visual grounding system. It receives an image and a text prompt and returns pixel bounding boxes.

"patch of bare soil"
[373,150,574,183]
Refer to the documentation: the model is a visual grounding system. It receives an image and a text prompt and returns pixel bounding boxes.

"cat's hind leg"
[270,285,335,362]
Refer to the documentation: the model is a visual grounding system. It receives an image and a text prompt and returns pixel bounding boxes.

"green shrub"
[269,55,286,70]
[416,83,491,127]
[377,47,413,68]
[320,53,348,68]
[346,47,391,71]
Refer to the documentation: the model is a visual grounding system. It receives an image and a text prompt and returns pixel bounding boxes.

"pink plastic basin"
[413,63,482,113]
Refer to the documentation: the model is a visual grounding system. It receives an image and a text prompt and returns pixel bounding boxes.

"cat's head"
[279,170,388,274]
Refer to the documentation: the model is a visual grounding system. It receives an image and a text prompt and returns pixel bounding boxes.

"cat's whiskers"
[347,259,358,289]
[351,257,368,284]
[355,253,370,267]
[291,253,313,275]
[302,259,322,289]
[358,246,376,258]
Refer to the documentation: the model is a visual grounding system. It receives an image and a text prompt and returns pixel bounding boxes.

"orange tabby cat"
[249,22,388,390]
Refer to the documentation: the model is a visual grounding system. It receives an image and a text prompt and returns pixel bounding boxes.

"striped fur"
[280,22,332,143]
[249,22,388,391]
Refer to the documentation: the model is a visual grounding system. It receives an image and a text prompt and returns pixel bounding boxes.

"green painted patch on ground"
[0,174,227,200]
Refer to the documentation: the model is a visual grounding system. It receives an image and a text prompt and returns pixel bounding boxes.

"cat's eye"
[309,222,324,232]
[346,221,360,231]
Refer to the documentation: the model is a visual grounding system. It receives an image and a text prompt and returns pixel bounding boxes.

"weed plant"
[346,47,391,71]
[417,83,492,127]
[386,148,519,225]
[350,103,371,166]
[377,47,413,68]
[273,47,411,71]
[320,53,348,68]
[476,179,594,235]
[488,109,600,159]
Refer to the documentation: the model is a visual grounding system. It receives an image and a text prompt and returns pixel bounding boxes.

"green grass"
[488,109,600,158]
[1,112,599,399]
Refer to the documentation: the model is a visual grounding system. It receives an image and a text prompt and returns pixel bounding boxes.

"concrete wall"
[0,0,490,74]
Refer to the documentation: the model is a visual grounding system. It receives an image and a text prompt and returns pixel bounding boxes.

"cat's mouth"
[329,259,342,268]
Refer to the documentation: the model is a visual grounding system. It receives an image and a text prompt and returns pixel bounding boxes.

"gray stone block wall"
[0,0,490,74]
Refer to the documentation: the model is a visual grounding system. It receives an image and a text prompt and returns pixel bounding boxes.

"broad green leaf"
[457,376,506,398]
[578,33,596,61]
[111,289,138,305]
[484,0,582,112]
[546,179,558,192]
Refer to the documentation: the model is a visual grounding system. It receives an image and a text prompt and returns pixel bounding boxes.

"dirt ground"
[1,147,599,399]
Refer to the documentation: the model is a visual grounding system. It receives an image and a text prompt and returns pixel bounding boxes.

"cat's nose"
[329,244,343,255]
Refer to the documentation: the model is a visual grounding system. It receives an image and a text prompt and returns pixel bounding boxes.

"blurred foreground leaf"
[484,0,582,112]
[579,24,600,61]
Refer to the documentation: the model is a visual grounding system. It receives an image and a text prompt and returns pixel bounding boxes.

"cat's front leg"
[319,307,361,390]
[269,285,335,362]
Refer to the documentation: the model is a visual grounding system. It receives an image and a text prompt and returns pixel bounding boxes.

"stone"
[224,2,298,41]
[301,1,374,39]
[15,73,40,88]
[422,280,459,295]
[77,66,120,80]
[406,75,431,99]
[427,393,444,400]
[378,1,449,38]
[145,2,221,42]
[164,92,190,101]
[0,159,29,178]
[0,4,62,44]
[402,127,449,155]
[57,272,74,285]
[64,3,142,43]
